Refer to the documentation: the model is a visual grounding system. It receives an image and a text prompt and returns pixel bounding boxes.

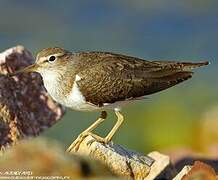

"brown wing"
[75,52,208,106]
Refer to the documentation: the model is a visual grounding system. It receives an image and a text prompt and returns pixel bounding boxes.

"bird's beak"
[8,63,39,77]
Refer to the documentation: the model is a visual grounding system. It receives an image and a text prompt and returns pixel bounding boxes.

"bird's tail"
[178,61,209,71]
[149,61,209,78]
[150,61,209,92]
[133,60,209,96]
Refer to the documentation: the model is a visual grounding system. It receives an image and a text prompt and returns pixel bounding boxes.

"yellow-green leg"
[66,111,107,152]
[89,110,124,143]
[67,110,124,152]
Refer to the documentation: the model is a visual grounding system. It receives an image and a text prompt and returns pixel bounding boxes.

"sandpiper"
[15,47,209,150]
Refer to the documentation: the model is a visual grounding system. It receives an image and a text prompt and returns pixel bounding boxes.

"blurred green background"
[0,0,217,153]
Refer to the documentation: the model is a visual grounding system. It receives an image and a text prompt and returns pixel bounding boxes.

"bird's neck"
[39,69,74,103]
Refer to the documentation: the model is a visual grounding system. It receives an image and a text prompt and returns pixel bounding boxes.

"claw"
[66,132,89,152]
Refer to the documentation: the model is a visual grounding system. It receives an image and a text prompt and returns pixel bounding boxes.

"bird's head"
[11,47,72,76]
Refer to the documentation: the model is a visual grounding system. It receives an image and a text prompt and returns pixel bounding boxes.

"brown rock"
[182,161,217,180]
[0,46,65,151]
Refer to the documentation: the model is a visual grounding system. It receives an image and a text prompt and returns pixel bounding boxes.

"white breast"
[64,75,102,111]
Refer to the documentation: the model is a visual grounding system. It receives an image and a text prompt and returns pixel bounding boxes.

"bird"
[12,47,209,151]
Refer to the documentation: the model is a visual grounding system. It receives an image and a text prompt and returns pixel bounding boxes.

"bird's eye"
[48,56,56,62]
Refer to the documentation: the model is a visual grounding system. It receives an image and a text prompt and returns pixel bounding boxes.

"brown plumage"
[69,52,208,106]
[30,48,208,107]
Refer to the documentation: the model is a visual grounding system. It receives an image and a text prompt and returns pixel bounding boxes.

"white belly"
[64,82,101,111]
[62,79,109,111]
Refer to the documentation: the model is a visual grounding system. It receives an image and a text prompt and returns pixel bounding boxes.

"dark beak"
[8,64,39,77]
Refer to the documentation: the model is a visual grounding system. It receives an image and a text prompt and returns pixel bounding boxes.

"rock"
[181,161,217,180]
[68,135,176,179]
[0,46,65,151]
[173,165,192,180]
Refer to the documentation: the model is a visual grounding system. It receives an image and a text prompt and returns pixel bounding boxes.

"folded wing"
[75,52,208,106]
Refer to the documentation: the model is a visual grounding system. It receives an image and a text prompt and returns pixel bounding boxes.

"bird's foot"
[87,133,111,144]
[66,132,90,153]
[66,132,111,153]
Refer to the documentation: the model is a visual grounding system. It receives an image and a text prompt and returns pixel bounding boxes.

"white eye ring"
[48,55,56,62]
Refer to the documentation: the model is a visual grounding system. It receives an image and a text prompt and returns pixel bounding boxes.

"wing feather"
[73,52,207,106]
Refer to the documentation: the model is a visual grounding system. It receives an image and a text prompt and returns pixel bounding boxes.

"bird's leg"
[87,110,124,144]
[84,111,124,144]
[66,111,107,152]
[67,111,124,152]
[105,110,124,142]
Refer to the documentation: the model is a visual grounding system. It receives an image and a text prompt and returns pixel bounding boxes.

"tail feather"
[135,60,208,97]
[179,61,209,70]
[150,61,209,77]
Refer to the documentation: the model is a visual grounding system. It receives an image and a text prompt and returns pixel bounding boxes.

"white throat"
[39,70,65,103]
